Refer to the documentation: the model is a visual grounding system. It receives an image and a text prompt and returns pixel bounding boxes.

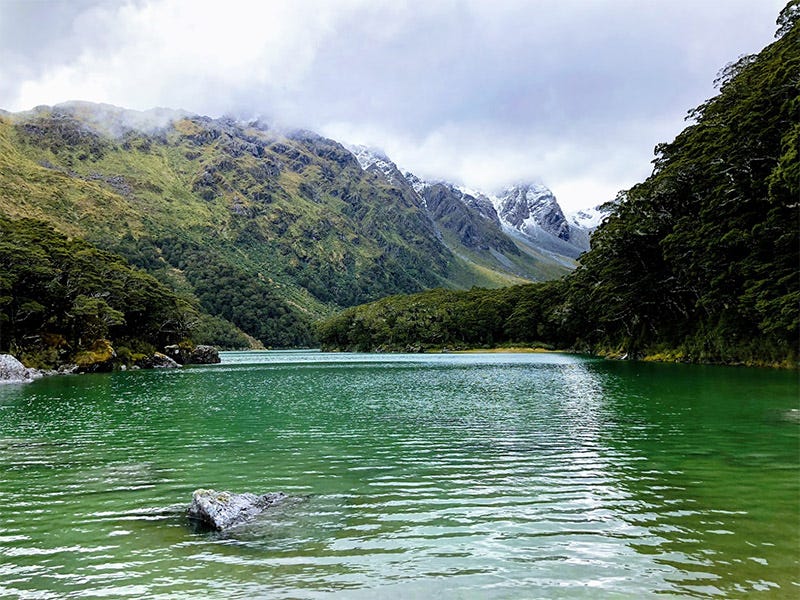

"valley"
[0,102,593,355]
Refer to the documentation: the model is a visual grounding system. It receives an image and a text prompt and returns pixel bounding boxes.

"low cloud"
[0,0,785,209]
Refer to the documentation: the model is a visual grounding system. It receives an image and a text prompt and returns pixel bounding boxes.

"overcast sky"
[0,0,786,210]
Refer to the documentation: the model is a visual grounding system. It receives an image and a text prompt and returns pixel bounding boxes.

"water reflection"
[0,352,796,598]
[590,360,800,596]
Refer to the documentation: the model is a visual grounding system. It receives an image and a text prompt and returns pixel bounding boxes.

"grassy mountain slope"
[0,103,550,347]
[318,9,799,367]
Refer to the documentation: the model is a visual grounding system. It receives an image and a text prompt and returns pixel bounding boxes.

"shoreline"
[450,347,559,354]
[319,346,797,369]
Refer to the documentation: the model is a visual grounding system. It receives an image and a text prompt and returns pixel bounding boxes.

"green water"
[0,351,797,598]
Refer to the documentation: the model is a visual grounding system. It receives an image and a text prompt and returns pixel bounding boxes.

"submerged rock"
[188,489,286,531]
[0,354,40,384]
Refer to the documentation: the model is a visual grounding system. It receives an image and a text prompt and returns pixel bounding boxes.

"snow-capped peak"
[349,144,390,171]
[348,144,411,187]
[345,143,604,257]
[566,204,609,230]
[491,182,570,241]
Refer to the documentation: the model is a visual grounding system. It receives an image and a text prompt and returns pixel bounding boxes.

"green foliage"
[0,105,539,348]
[318,14,800,367]
[316,283,567,352]
[191,313,254,350]
[569,14,799,362]
[0,216,191,367]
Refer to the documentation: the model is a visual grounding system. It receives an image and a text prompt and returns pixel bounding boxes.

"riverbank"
[0,344,223,384]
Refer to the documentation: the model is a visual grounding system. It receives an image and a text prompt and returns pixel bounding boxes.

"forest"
[0,216,209,368]
[318,8,799,367]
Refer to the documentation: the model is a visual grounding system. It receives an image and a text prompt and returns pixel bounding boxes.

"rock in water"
[0,354,40,384]
[163,344,220,365]
[189,345,221,364]
[137,352,181,369]
[163,344,191,364]
[187,489,286,530]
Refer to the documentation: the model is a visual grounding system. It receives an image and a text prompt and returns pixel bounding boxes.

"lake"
[0,350,797,598]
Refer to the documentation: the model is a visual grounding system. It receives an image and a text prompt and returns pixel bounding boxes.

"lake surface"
[0,351,797,598]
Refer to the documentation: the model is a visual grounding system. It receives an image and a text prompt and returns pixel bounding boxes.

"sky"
[0,0,786,211]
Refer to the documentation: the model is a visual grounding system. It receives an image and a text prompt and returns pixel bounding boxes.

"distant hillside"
[0,102,578,348]
[350,145,580,281]
[319,9,800,367]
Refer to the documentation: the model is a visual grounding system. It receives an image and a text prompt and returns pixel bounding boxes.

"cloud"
[0,0,786,210]
[5,0,366,114]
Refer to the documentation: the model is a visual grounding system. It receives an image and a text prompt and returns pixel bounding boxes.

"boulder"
[189,345,221,364]
[188,489,286,531]
[0,354,40,384]
[163,344,191,364]
[138,352,181,369]
[163,344,219,365]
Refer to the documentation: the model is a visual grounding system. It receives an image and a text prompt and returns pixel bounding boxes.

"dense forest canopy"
[0,217,195,367]
[318,8,800,367]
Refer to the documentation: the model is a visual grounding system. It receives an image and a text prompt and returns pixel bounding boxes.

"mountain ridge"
[348,144,606,267]
[0,101,591,349]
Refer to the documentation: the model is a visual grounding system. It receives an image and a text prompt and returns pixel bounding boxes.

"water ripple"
[0,351,797,598]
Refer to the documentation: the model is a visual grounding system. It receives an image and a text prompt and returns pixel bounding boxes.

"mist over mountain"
[0,100,594,352]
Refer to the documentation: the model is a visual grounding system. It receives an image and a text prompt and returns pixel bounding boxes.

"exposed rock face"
[494,183,571,241]
[0,354,40,384]
[420,183,518,254]
[163,344,220,364]
[138,352,181,369]
[490,183,598,259]
[189,345,221,364]
[188,489,286,531]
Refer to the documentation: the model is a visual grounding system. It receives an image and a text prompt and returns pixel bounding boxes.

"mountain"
[490,184,608,259]
[0,102,579,351]
[349,145,577,281]
[352,143,607,263]
[319,10,799,366]
[351,146,607,263]
[563,204,612,253]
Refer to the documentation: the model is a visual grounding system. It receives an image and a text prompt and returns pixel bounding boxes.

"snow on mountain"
[566,204,608,230]
[492,183,570,242]
[348,145,604,260]
[348,144,407,186]
[402,170,429,197]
